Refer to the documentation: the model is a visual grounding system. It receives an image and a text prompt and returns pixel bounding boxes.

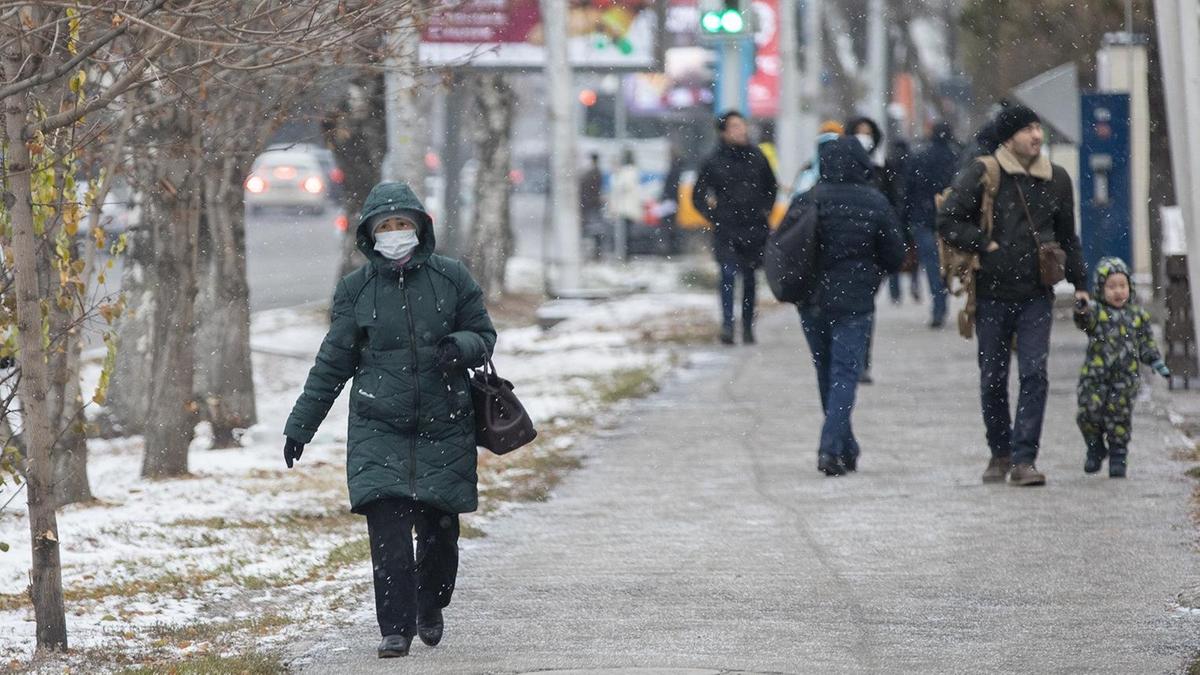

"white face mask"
[374,230,419,260]
[856,133,876,154]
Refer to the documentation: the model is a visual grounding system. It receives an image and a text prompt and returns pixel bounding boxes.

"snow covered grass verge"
[0,287,719,673]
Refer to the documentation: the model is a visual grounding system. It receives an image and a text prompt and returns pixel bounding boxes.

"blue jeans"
[915,227,947,323]
[719,262,757,329]
[799,308,873,461]
[975,296,1053,465]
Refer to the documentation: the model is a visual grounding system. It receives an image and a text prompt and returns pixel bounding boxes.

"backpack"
[935,156,1001,339]
[765,194,820,304]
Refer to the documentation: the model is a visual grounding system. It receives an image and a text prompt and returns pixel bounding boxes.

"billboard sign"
[421,0,661,70]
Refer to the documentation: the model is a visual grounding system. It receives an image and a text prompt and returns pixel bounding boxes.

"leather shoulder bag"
[1014,181,1066,287]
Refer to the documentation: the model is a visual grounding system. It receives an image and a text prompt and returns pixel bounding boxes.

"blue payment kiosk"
[1079,93,1132,275]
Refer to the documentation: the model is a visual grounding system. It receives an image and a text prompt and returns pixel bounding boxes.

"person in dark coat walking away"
[904,121,961,328]
[655,145,685,255]
[937,106,1088,486]
[283,182,497,658]
[844,115,889,384]
[881,137,919,304]
[796,137,906,476]
[580,152,607,260]
[693,110,779,345]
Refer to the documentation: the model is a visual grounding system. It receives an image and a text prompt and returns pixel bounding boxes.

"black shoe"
[1109,457,1127,478]
[841,454,858,472]
[818,454,846,477]
[929,318,945,329]
[858,369,874,385]
[742,327,756,344]
[378,634,411,658]
[719,325,735,345]
[418,608,444,647]
[1084,455,1103,474]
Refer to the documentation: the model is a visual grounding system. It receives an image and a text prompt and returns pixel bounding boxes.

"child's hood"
[1093,256,1133,302]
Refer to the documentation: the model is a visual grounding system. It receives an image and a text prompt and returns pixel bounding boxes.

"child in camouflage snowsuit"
[1074,256,1170,478]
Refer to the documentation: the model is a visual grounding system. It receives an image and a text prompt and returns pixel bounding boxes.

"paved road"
[292,299,1200,674]
[244,209,344,311]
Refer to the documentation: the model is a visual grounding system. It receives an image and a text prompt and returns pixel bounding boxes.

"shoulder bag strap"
[1013,180,1040,243]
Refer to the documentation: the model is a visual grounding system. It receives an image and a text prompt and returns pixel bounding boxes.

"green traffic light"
[701,11,722,33]
[720,9,744,33]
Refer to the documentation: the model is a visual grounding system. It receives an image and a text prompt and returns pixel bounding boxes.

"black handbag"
[470,357,537,455]
[765,194,820,303]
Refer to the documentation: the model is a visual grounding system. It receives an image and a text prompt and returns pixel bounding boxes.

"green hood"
[356,182,435,267]
[1093,256,1132,302]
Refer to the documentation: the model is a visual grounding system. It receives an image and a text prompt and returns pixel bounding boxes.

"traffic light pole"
[716,39,751,113]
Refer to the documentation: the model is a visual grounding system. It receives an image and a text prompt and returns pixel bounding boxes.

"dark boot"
[818,454,846,477]
[1084,436,1107,474]
[742,324,756,345]
[840,453,858,472]
[719,324,735,345]
[417,608,444,647]
[982,456,1012,483]
[1109,452,1127,478]
[1008,463,1047,486]
[378,634,411,658]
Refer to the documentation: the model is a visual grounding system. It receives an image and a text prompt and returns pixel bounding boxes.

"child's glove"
[1152,360,1171,379]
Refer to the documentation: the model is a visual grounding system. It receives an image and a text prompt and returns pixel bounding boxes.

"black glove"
[284,436,305,468]
[435,340,462,370]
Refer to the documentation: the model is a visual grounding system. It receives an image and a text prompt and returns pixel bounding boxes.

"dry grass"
[486,292,542,328]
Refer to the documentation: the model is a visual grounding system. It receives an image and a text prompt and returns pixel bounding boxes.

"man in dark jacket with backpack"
[693,110,779,345]
[797,137,906,476]
[938,106,1088,487]
[904,121,961,328]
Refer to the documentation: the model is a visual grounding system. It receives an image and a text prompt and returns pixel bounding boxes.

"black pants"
[363,498,460,637]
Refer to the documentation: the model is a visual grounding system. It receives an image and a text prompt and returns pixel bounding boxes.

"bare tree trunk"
[141,119,202,478]
[106,226,156,436]
[195,152,255,447]
[3,39,68,652]
[47,342,91,507]
[463,72,515,299]
[323,74,387,281]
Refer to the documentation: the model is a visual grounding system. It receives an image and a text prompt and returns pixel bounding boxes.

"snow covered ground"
[0,258,724,671]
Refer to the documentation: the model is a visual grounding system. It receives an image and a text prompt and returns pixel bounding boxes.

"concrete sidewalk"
[291,300,1200,674]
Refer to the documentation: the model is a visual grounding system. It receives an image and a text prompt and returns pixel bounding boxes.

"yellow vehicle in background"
[676,175,790,231]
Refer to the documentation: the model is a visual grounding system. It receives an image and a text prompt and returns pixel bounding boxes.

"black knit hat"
[993,105,1041,143]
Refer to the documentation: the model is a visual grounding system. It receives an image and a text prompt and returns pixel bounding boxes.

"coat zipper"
[400,267,420,497]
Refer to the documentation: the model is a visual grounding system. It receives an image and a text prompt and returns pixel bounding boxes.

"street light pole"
[540,0,582,292]
[777,0,803,191]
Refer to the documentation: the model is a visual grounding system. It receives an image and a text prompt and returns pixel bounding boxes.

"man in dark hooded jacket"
[693,110,778,345]
[904,121,961,327]
[796,137,906,476]
[938,106,1088,487]
[283,182,497,657]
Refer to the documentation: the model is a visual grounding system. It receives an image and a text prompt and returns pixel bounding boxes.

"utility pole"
[1154,0,1200,361]
[540,0,582,291]
[801,0,823,156]
[383,15,424,186]
[864,0,888,133]
[777,0,802,192]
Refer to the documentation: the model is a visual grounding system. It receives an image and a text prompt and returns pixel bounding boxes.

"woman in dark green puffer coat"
[283,182,496,658]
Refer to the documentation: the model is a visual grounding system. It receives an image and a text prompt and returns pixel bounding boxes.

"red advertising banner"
[421,0,660,70]
[747,0,780,118]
